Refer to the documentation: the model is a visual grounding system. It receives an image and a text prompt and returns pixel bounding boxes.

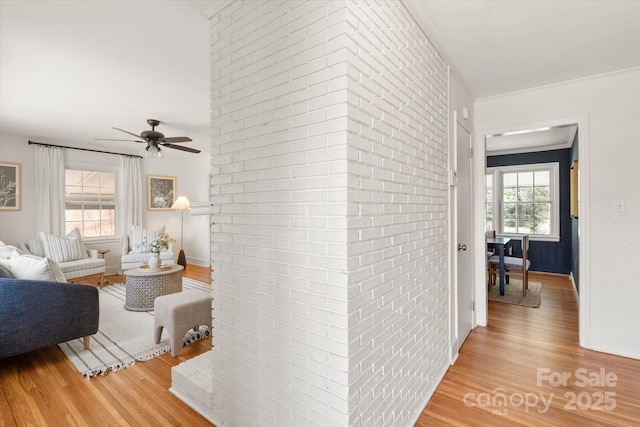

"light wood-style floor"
[2,270,639,426]
[0,265,213,427]
[417,272,640,426]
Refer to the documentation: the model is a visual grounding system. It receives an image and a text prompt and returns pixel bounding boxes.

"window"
[65,170,116,237]
[486,162,559,241]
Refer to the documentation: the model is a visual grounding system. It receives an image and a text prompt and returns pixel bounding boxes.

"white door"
[456,119,473,350]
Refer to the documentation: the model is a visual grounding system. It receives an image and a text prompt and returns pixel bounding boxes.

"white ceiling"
[406,0,640,154]
[0,0,213,157]
[405,0,640,98]
[1,1,639,156]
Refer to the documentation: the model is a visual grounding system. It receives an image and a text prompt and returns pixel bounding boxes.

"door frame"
[472,114,591,347]
[450,110,475,362]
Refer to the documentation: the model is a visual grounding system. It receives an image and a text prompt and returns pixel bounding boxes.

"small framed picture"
[147,175,176,210]
[0,162,21,211]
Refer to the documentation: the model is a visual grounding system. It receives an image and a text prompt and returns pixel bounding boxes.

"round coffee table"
[124,264,184,311]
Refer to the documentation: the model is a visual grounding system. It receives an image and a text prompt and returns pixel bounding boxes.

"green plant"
[142,234,174,254]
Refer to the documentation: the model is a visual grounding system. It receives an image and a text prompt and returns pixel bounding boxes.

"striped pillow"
[26,239,46,257]
[131,225,165,254]
[39,228,88,262]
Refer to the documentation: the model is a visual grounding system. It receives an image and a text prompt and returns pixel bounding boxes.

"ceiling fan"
[99,119,201,157]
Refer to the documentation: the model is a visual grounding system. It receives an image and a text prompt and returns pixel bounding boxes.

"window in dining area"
[486,162,559,241]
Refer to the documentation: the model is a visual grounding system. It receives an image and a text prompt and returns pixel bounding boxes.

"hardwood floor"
[3,270,639,426]
[0,264,213,427]
[417,272,640,426]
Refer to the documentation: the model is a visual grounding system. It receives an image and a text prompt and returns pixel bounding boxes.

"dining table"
[487,236,512,295]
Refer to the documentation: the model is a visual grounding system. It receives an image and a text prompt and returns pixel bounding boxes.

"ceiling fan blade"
[161,143,201,154]
[112,127,145,140]
[95,138,145,142]
[160,136,192,143]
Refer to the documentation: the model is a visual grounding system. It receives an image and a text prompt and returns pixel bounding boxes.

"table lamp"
[171,196,190,268]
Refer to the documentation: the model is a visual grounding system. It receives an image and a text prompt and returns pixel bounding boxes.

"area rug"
[488,280,542,308]
[58,277,212,379]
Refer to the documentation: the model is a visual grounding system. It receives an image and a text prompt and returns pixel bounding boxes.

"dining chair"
[489,235,530,295]
[486,230,496,288]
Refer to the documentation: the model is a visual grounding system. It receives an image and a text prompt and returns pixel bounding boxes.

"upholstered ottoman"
[154,291,212,357]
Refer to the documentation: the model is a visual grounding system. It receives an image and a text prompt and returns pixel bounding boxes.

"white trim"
[569,271,579,303]
[447,70,455,365]
[487,162,560,241]
[189,201,212,215]
[63,168,118,239]
[82,236,120,244]
[473,115,590,342]
[476,66,640,102]
[576,115,591,350]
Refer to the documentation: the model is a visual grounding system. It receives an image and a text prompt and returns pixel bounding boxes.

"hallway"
[417,272,640,426]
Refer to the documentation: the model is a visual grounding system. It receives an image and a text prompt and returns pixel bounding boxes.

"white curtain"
[36,145,65,234]
[118,156,143,238]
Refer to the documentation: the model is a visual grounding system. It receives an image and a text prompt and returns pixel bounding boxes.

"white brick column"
[172,2,449,426]
[344,2,449,426]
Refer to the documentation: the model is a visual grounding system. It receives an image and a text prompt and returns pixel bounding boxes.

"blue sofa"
[0,277,99,358]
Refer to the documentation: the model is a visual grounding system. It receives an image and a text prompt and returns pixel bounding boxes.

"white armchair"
[121,225,174,271]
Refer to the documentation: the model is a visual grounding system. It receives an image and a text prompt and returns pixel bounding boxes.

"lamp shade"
[144,144,162,158]
[171,196,190,210]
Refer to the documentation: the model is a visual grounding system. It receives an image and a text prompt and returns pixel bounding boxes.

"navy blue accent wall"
[487,149,572,274]
[570,133,579,292]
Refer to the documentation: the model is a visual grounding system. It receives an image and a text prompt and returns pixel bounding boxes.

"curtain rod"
[28,140,143,158]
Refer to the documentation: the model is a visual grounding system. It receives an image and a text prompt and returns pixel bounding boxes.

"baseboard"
[185,255,210,267]
[569,271,579,302]
[588,334,640,360]
[529,271,570,278]
[450,351,459,365]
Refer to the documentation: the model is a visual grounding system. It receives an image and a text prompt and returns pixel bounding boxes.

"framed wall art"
[147,175,176,210]
[570,160,578,219]
[0,162,21,211]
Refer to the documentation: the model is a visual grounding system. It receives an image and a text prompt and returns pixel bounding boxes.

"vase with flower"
[142,234,173,270]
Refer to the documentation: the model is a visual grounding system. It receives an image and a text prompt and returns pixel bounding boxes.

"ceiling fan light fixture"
[144,144,162,159]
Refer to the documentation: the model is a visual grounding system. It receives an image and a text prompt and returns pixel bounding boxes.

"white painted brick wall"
[344,1,449,426]
[173,1,450,426]
[209,1,351,426]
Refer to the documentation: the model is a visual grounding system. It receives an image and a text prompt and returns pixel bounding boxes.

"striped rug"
[58,277,212,379]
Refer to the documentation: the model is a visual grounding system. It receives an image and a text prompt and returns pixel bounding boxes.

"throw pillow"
[25,239,46,257]
[0,256,11,270]
[39,228,88,263]
[0,240,23,259]
[131,225,165,254]
[9,253,66,282]
[48,258,67,283]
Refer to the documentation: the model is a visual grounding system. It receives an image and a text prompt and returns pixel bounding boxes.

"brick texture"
[173,1,449,426]
[344,2,449,426]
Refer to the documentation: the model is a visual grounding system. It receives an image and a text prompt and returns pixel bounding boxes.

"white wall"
[0,133,210,272]
[474,68,640,359]
[184,155,212,267]
[0,134,38,246]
